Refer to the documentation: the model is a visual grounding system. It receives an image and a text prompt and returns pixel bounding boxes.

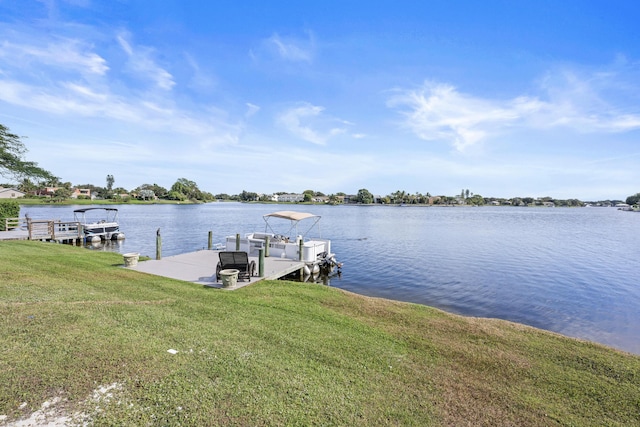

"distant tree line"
[4,123,636,206]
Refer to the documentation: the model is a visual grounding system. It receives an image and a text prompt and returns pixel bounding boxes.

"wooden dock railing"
[27,219,83,242]
[2,217,27,231]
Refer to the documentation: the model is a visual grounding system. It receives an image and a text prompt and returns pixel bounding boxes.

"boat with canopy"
[73,207,125,241]
[224,210,341,275]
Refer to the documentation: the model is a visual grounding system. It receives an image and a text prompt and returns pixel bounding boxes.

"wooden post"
[236,233,240,251]
[156,228,162,260]
[258,248,265,277]
[208,231,213,250]
[264,235,270,257]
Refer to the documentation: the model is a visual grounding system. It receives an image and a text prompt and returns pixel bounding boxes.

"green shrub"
[0,200,20,230]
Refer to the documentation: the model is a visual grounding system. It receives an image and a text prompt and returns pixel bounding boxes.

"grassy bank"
[1,241,639,426]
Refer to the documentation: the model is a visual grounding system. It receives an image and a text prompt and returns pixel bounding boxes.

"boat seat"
[216,251,256,282]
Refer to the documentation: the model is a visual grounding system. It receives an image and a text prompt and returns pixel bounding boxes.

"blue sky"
[1,0,639,200]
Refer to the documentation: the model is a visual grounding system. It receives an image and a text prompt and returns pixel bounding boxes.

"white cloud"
[0,39,108,75]
[0,77,240,145]
[277,102,348,145]
[184,52,218,91]
[116,32,175,90]
[389,66,640,151]
[388,81,539,151]
[245,103,260,118]
[264,32,314,62]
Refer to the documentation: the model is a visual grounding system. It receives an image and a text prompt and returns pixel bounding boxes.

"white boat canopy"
[263,211,322,238]
[263,211,318,221]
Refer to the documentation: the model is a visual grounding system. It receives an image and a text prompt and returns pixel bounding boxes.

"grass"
[1,240,639,426]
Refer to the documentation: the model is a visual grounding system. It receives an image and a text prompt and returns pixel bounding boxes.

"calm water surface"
[21,203,640,355]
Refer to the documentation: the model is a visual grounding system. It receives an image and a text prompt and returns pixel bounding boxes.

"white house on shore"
[272,193,304,203]
[0,187,25,199]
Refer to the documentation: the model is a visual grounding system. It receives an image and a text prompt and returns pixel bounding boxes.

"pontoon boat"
[73,207,125,241]
[224,211,341,275]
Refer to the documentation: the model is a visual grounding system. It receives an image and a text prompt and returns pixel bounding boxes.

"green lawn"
[1,240,639,426]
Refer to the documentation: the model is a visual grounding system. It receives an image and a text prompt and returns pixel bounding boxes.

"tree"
[106,175,114,192]
[52,187,72,201]
[355,188,374,204]
[18,178,37,194]
[626,193,640,205]
[136,183,167,199]
[171,178,203,200]
[467,194,485,206]
[138,189,155,200]
[238,190,258,202]
[1,124,57,181]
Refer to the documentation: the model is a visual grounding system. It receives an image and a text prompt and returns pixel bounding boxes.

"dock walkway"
[129,250,304,289]
[0,229,29,240]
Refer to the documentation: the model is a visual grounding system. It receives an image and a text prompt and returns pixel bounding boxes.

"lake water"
[20,203,640,355]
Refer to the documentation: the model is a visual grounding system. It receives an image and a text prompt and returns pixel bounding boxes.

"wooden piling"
[208,231,213,250]
[258,248,265,277]
[236,233,240,251]
[264,235,270,257]
[156,228,162,260]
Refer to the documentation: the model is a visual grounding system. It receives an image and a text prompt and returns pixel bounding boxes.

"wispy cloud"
[0,39,108,75]
[0,21,242,148]
[389,65,640,151]
[262,32,314,63]
[116,31,175,90]
[0,78,239,142]
[388,81,539,151]
[245,103,260,118]
[277,102,348,145]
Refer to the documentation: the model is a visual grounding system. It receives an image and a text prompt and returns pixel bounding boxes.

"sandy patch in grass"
[0,383,122,427]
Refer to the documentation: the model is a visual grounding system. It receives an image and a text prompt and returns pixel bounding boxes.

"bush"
[0,200,20,231]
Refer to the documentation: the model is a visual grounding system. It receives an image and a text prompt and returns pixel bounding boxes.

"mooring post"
[264,235,270,257]
[156,228,162,260]
[258,248,265,277]
[208,231,213,250]
[236,233,240,251]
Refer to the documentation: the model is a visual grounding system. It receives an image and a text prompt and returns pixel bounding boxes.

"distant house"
[0,187,25,199]
[274,193,304,203]
[70,188,91,199]
[40,187,58,197]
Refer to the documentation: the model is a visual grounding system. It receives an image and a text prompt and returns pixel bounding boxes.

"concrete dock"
[0,229,29,240]
[128,250,305,289]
